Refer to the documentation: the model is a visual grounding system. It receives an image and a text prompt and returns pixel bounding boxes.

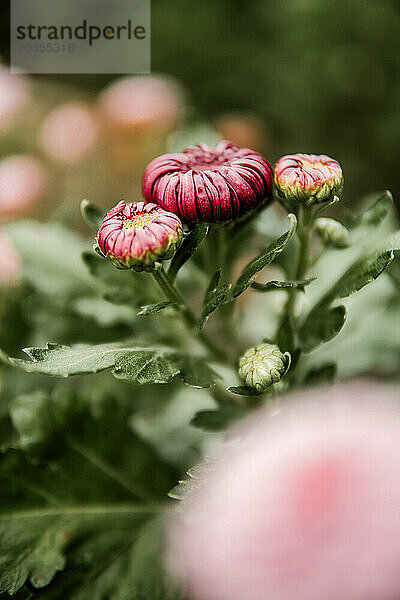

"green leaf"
[302,251,394,347]
[232,214,297,297]
[5,221,92,298]
[7,342,178,382]
[360,190,393,227]
[168,224,209,283]
[251,277,316,292]
[168,480,193,501]
[199,279,232,330]
[10,391,53,452]
[227,385,263,397]
[379,229,400,253]
[276,313,296,356]
[80,200,105,232]
[319,249,394,306]
[168,463,210,501]
[344,190,394,230]
[177,356,221,388]
[299,306,347,353]
[137,302,177,316]
[303,362,337,386]
[82,252,151,306]
[190,406,243,431]
[0,392,179,598]
[2,342,220,388]
[205,268,222,296]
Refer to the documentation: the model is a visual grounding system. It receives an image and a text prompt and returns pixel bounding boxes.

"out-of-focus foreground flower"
[275,153,343,205]
[0,155,48,221]
[96,200,182,271]
[0,229,21,285]
[167,382,400,600]
[0,65,29,132]
[38,102,100,166]
[143,140,273,223]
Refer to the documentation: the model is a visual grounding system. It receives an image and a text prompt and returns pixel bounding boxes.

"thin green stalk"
[152,264,197,327]
[212,226,240,356]
[151,264,227,363]
[286,205,313,322]
[208,224,224,274]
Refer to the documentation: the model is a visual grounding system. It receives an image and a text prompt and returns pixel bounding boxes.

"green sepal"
[80,199,105,232]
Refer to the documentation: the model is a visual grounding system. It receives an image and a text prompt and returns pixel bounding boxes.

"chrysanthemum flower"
[167,382,400,600]
[96,201,182,271]
[142,141,273,223]
[275,153,343,205]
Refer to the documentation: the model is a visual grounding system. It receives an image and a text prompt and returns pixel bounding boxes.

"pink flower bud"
[0,65,29,132]
[0,229,21,285]
[96,201,182,271]
[38,102,100,166]
[275,153,343,205]
[98,75,184,133]
[168,382,400,600]
[0,155,48,221]
[143,141,273,223]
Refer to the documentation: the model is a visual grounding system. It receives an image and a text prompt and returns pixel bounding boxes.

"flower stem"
[286,204,313,321]
[208,224,224,275]
[151,264,227,363]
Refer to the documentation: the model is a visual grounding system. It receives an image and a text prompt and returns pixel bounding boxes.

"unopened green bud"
[315,217,349,248]
[238,343,290,392]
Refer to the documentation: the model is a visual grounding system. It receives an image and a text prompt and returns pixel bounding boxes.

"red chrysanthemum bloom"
[96,201,182,271]
[274,153,343,205]
[142,141,273,223]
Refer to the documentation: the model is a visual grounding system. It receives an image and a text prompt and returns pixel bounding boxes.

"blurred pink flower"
[0,65,29,132]
[143,141,273,223]
[0,229,21,285]
[0,155,48,221]
[214,113,267,153]
[168,382,400,600]
[275,153,343,205]
[38,102,100,166]
[96,200,182,271]
[98,75,184,132]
